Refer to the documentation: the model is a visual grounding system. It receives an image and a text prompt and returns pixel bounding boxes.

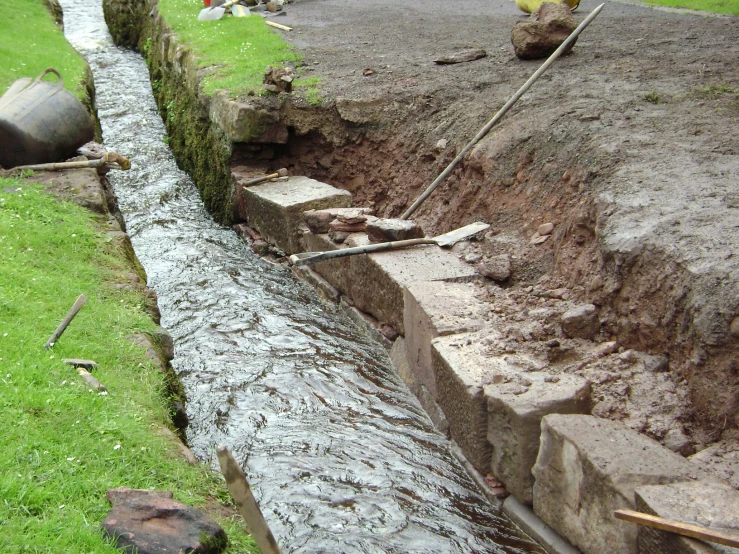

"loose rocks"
[560,303,599,340]
[102,488,226,554]
[366,218,424,243]
[477,254,512,282]
[511,3,578,60]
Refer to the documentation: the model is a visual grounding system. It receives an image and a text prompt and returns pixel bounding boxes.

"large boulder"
[511,3,578,60]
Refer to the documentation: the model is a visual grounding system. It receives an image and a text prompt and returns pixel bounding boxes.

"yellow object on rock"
[515,0,580,14]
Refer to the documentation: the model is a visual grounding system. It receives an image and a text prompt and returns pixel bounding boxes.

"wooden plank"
[63,359,98,369]
[266,20,292,31]
[44,294,87,349]
[216,446,281,554]
[614,509,739,549]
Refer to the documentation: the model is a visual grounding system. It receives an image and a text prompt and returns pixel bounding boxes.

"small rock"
[251,239,270,256]
[594,341,619,358]
[329,219,366,233]
[477,254,512,282]
[731,316,739,337]
[561,304,599,340]
[102,488,226,554]
[263,66,293,93]
[329,229,351,244]
[379,324,399,341]
[663,428,694,456]
[366,218,424,243]
[464,252,483,264]
[77,141,108,159]
[511,3,578,60]
[435,138,448,151]
[434,48,487,65]
[544,375,561,383]
[363,68,375,76]
[537,222,554,235]
[530,232,550,245]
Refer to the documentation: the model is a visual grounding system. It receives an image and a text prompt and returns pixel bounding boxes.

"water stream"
[58,2,541,552]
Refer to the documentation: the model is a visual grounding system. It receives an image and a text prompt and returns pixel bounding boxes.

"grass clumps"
[0,0,89,98]
[0,178,256,552]
[640,0,739,15]
[156,0,302,97]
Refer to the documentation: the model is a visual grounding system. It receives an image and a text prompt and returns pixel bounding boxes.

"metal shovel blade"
[433,221,490,246]
[198,6,226,20]
[290,221,490,266]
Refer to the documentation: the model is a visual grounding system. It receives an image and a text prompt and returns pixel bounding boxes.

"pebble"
[537,222,554,235]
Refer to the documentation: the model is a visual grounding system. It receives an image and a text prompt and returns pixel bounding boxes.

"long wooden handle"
[614,509,739,548]
[216,446,281,554]
[291,238,437,265]
[44,294,87,349]
[266,21,292,31]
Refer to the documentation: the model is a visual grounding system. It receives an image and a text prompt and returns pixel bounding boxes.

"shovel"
[289,222,489,266]
[198,0,239,21]
[231,4,251,16]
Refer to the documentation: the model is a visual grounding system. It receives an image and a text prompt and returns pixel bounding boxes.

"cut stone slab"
[242,177,352,254]
[635,480,739,554]
[532,415,716,554]
[102,487,226,554]
[486,373,591,505]
[403,281,488,398]
[303,232,479,334]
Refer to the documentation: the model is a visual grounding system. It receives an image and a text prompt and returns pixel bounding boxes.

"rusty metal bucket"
[0,68,94,169]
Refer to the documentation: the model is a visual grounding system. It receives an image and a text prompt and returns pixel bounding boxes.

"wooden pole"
[76,368,107,391]
[400,3,605,220]
[615,509,739,549]
[44,294,87,349]
[266,21,292,31]
[216,445,282,554]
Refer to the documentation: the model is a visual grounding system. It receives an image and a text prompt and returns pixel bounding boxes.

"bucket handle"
[29,68,64,91]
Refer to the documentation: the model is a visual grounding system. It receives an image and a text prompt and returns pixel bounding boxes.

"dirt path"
[267,0,739,480]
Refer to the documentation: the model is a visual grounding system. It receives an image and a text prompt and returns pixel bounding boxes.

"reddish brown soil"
[232,0,739,482]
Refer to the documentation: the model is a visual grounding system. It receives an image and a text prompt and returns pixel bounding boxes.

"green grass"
[0,179,258,552]
[0,0,89,98]
[640,0,739,15]
[157,0,303,96]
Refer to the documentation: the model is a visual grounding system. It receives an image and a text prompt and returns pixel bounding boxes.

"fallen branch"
[11,152,131,172]
[44,294,87,349]
[216,446,281,554]
[614,509,739,549]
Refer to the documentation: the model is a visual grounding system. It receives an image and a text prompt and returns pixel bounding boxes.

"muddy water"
[58,2,540,552]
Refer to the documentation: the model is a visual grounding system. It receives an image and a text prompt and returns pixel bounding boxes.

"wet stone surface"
[60,0,543,551]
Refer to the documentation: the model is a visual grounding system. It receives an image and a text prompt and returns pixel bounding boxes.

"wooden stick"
[76,367,107,391]
[614,509,739,548]
[265,20,292,31]
[401,3,605,220]
[216,446,281,554]
[44,294,87,349]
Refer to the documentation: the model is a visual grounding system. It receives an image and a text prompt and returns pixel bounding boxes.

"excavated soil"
[230,0,739,478]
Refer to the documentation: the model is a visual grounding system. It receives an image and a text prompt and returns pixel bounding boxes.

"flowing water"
[58,2,542,552]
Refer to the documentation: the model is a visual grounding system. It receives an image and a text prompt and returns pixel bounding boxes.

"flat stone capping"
[486,373,591,505]
[635,481,739,554]
[303,232,479,334]
[403,281,488,399]
[243,177,351,254]
[532,414,716,554]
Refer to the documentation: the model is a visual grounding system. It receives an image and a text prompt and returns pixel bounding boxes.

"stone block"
[403,281,487,398]
[242,177,351,254]
[635,480,739,554]
[532,414,714,554]
[303,232,479,334]
[486,373,591,505]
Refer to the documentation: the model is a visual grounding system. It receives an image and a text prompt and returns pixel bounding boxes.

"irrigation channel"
[58,2,541,552]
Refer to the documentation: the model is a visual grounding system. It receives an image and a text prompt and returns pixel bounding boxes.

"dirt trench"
[104,0,739,483]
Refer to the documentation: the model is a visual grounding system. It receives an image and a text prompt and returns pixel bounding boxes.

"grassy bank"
[0,181,257,552]
[0,0,89,98]
[641,0,739,15]
[155,0,319,98]
[0,2,257,551]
